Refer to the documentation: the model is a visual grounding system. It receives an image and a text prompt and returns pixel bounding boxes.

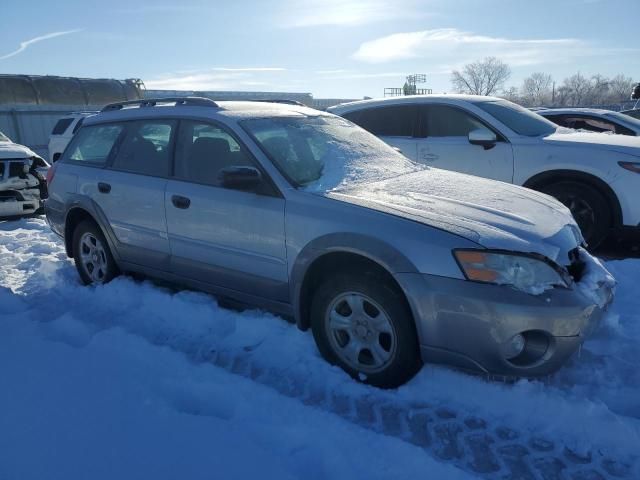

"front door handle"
[171,195,191,209]
[98,182,111,193]
[421,153,439,162]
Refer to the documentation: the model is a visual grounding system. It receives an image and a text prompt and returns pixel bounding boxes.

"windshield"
[474,99,558,137]
[241,116,424,191]
[0,130,10,142]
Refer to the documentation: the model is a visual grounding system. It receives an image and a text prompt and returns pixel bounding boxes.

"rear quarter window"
[61,124,123,166]
[51,118,74,135]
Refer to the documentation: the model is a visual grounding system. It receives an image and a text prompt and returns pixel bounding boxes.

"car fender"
[63,194,123,263]
[289,232,420,327]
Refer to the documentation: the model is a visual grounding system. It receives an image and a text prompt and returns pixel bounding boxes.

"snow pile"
[554,126,615,136]
[1,218,639,479]
[576,246,617,307]
[0,221,472,480]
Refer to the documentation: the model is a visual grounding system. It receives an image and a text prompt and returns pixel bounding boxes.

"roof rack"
[251,99,307,106]
[101,96,219,112]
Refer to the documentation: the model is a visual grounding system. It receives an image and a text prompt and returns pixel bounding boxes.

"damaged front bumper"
[0,160,47,217]
[395,248,615,377]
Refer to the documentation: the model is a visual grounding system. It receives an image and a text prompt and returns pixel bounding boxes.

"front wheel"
[72,220,119,285]
[310,274,421,388]
[539,181,611,249]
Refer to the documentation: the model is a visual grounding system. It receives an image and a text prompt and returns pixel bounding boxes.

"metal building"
[0,75,144,158]
[145,89,313,106]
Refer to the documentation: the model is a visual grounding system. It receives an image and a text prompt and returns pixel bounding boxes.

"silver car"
[45,97,615,388]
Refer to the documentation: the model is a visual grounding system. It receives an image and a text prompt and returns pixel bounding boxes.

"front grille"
[9,162,24,177]
[0,160,27,179]
[0,190,23,201]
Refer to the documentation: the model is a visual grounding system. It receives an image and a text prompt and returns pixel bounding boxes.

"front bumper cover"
[0,160,46,217]
[395,271,613,377]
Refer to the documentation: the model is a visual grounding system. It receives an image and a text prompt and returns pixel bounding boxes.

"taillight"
[46,162,58,185]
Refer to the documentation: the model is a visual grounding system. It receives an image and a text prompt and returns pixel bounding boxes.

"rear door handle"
[171,195,191,209]
[98,182,111,193]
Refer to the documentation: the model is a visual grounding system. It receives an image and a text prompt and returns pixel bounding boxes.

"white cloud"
[209,67,286,72]
[281,0,427,27]
[0,29,83,61]
[352,28,610,67]
[145,67,287,91]
[316,70,405,80]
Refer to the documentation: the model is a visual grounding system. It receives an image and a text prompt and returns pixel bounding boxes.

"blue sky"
[1,0,638,99]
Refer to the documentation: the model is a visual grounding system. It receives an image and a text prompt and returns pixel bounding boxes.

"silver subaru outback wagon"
[45,97,614,388]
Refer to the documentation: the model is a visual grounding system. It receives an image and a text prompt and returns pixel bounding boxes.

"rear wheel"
[539,181,611,249]
[310,273,421,388]
[72,220,118,285]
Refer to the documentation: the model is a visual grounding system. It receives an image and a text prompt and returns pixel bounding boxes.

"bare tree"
[501,86,521,104]
[589,74,610,105]
[607,74,635,102]
[559,73,593,106]
[451,57,511,96]
[520,72,553,106]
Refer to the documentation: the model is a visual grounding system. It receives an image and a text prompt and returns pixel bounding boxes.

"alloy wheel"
[324,292,397,374]
[79,232,109,283]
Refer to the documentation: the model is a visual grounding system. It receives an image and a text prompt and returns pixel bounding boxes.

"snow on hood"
[0,141,39,160]
[544,129,640,157]
[326,167,583,264]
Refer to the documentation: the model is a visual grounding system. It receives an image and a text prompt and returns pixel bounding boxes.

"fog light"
[504,333,526,360]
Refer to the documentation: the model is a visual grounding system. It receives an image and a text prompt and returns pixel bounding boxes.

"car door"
[416,104,514,182]
[88,119,174,270]
[165,120,288,302]
[342,105,419,160]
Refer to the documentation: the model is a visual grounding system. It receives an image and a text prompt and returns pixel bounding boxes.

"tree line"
[450,57,637,107]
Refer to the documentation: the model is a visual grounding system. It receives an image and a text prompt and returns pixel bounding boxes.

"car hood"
[325,168,583,265]
[543,130,640,157]
[0,141,39,160]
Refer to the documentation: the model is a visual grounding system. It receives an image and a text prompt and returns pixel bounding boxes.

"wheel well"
[523,170,622,227]
[64,208,96,257]
[297,252,410,330]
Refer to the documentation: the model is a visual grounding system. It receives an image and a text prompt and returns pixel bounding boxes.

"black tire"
[310,273,421,388]
[72,219,119,285]
[538,181,611,250]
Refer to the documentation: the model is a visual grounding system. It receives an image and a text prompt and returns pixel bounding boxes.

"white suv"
[329,95,640,248]
[48,112,96,163]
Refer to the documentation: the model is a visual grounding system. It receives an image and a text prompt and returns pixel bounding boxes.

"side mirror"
[391,146,403,154]
[218,166,263,191]
[468,128,497,150]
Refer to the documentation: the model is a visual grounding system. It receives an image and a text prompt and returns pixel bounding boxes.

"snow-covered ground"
[1,217,639,480]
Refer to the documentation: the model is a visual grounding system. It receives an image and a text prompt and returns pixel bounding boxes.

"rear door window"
[62,124,123,166]
[421,105,489,137]
[51,118,74,135]
[110,120,176,177]
[344,105,418,137]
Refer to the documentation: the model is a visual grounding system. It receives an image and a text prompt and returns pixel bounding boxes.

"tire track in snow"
[1,218,638,480]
